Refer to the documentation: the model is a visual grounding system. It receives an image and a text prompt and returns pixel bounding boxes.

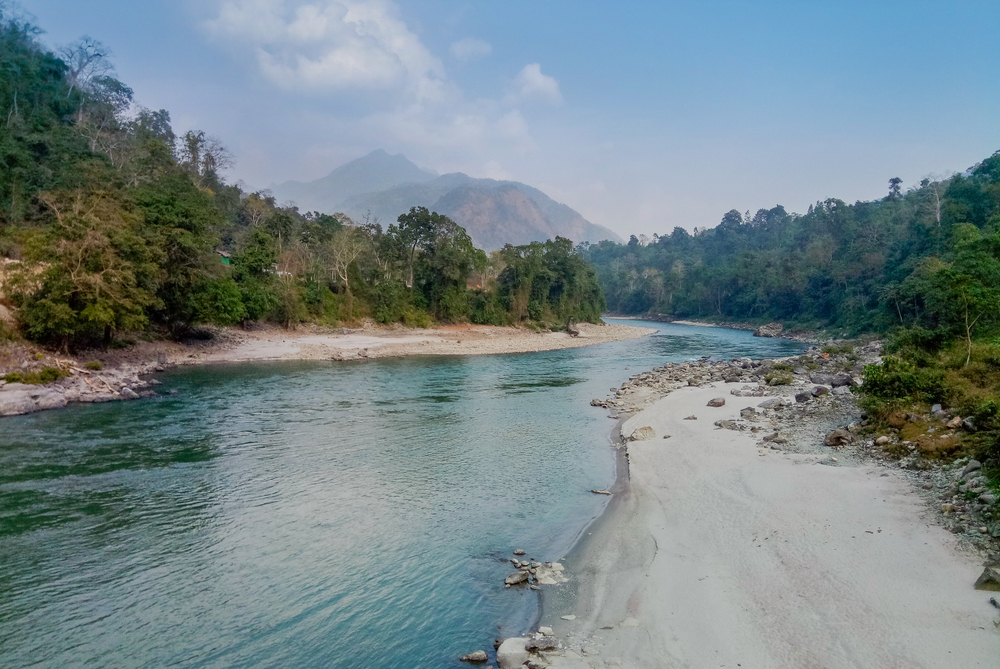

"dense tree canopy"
[0,11,604,349]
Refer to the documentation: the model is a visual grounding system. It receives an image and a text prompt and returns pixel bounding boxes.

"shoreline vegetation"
[483,343,1000,669]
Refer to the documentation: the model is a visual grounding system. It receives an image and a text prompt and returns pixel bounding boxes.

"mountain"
[270,151,622,250]
[270,150,437,214]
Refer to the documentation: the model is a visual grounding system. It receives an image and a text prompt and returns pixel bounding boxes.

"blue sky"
[18,0,1000,238]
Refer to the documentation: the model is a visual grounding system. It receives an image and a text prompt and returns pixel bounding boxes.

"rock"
[505,571,529,586]
[514,549,525,555]
[120,387,140,400]
[824,429,854,447]
[973,565,1000,591]
[495,638,530,669]
[794,392,812,403]
[758,398,783,410]
[811,385,830,397]
[962,417,977,432]
[980,493,996,505]
[560,614,576,621]
[707,397,726,407]
[931,403,942,413]
[724,374,740,383]
[590,489,612,495]
[831,386,850,396]
[753,322,784,337]
[0,390,36,416]
[525,636,558,652]
[810,373,835,386]
[538,627,554,636]
[941,503,955,514]
[961,460,983,478]
[590,398,605,407]
[460,651,489,663]
[628,426,655,441]
[683,415,697,420]
[875,436,890,445]
[740,407,756,419]
[946,416,963,429]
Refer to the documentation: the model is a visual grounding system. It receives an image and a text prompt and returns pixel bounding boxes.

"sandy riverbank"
[535,382,997,668]
[176,321,653,364]
[0,322,654,417]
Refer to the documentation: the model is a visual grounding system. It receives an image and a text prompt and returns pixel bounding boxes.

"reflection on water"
[0,320,804,668]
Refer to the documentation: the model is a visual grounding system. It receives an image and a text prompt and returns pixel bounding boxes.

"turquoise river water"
[0,320,805,668]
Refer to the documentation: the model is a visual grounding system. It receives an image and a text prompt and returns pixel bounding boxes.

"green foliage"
[858,356,946,411]
[4,366,69,384]
[372,279,408,324]
[84,360,102,371]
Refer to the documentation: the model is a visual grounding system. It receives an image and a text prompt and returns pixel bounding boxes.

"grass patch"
[4,366,69,384]
[84,360,103,371]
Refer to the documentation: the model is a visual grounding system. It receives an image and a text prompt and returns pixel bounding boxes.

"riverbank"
[517,349,999,668]
[0,321,654,417]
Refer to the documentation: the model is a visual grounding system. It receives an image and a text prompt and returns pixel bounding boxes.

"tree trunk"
[103,324,112,350]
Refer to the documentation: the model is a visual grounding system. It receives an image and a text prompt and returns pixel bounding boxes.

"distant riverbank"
[0,322,654,417]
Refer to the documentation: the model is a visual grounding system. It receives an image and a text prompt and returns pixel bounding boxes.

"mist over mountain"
[270,150,438,215]
[271,151,622,250]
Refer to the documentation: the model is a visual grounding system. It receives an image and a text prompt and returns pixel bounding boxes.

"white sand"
[177,322,653,364]
[544,383,997,668]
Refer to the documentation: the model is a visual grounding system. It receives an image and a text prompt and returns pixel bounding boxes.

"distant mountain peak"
[270,152,622,249]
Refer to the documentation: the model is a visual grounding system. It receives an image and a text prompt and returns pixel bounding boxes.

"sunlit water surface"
[0,321,805,668]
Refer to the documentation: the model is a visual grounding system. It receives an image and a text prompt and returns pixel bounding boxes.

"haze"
[20,0,1000,238]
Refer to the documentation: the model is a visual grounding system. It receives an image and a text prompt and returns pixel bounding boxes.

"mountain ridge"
[270,151,622,250]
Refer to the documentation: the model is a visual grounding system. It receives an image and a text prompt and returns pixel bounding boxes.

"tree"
[888,177,903,201]
[325,226,367,317]
[10,188,160,349]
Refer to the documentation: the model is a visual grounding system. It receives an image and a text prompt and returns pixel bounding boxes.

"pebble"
[561,615,576,621]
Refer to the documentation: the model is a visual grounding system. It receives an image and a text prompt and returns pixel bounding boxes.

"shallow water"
[0,321,804,668]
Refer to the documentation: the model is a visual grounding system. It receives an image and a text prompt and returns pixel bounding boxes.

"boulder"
[980,493,997,505]
[824,429,854,447]
[973,565,1000,591]
[831,386,850,396]
[628,426,655,441]
[683,415,697,420]
[538,627,554,636]
[961,460,983,478]
[831,374,854,388]
[811,385,830,397]
[707,397,726,407]
[460,651,489,663]
[753,322,784,338]
[931,403,942,413]
[946,416,963,429]
[810,372,837,386]
[740,407,757,419]
[758,398,783,410]
[963,417,977,432]
[120,387,140,400]
[875,436,890,446]
[513,549,525,555]
[0,389,35,416]
[794,392,812,403]
[590,398,605,407]
[504,571,529,586]
[495,637,530,669]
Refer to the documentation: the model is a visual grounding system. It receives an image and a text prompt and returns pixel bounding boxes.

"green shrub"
[765,372,793,385]
[372,280,407,324]
[84,360,103,371]
[4,366,69,384]
[772,363,793,372]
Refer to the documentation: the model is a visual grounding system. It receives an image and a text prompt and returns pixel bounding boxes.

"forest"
[0,10,604,351]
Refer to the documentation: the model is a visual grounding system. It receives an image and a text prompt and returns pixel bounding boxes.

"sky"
[16,0,1000,239]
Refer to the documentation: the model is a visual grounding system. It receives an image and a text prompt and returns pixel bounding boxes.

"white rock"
[496,638,530,669]
[561,614,576,621]
[538,626,554,636]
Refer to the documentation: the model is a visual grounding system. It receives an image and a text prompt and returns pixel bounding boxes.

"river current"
[0,320,805,668]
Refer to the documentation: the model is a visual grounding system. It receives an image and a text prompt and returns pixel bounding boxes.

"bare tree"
[325,228,367,316]
[59,37,114,99]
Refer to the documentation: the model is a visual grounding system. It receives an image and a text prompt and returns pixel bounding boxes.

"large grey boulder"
[504,571,529,586]
[496,638,530,669]
[753,322,784,337]
[707,397,726,407]
[824,429,854,447]
[758,398,784,410]
[974,565,1000,591]
[0,387,67,416]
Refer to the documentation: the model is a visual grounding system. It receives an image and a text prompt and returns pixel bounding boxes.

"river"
[0,321,805,668]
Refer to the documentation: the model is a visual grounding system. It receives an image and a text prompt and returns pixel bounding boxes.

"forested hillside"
[583,157,1000,336]
[0,11,604,351]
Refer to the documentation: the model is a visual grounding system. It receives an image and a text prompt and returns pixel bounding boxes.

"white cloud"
[449,37,492,62]
[204,0,446,99]
[506,63,563,105]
